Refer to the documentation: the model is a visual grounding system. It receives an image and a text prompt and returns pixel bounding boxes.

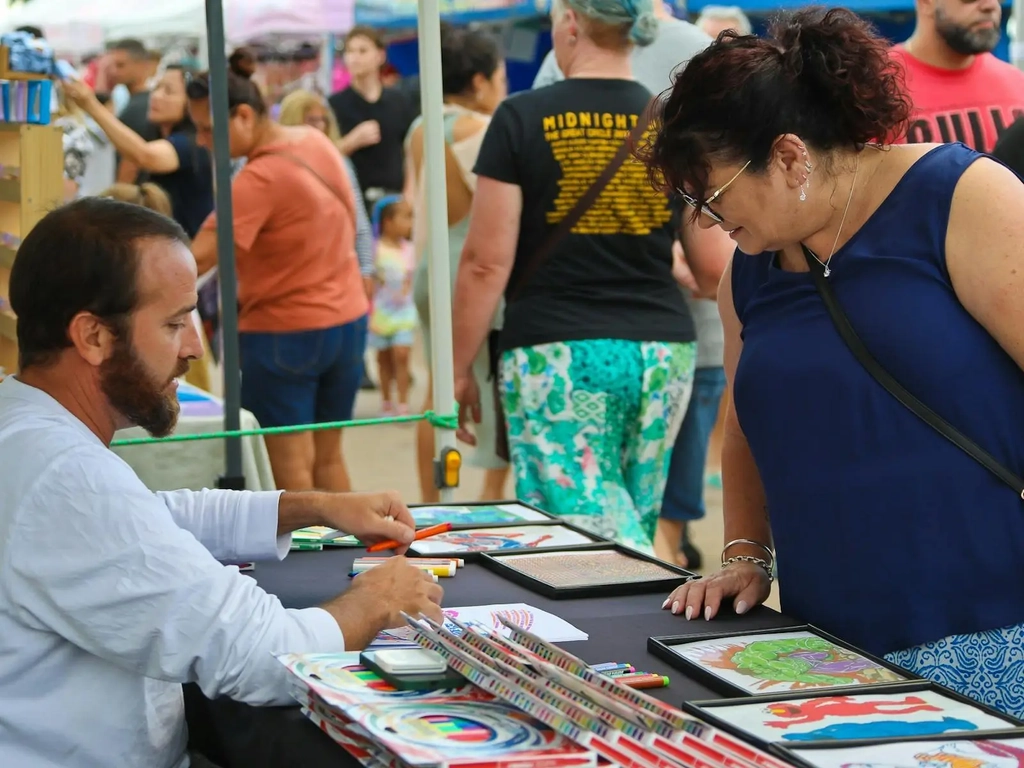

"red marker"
[616,673,670,690]
[366,522,453,553]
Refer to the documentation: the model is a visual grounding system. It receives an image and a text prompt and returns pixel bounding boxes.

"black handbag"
[803,244,1024,499]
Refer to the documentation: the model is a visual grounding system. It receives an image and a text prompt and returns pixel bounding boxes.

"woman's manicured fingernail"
[685,605,693,620]
[671,601,681,615]
[705,606,713,621]
[735,600,749,615]
[662,598,671,609]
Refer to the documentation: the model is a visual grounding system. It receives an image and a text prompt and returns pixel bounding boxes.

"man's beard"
[936,9,1000,55]
[100,337,189,438]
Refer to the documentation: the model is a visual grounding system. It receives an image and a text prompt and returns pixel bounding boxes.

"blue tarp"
[356,0,541,29]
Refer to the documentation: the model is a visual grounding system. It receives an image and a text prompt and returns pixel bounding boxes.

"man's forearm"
[452,256,508,375]
[276,491,333,536]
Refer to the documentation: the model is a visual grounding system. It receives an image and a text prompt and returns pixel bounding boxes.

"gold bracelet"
[721,538,775,571]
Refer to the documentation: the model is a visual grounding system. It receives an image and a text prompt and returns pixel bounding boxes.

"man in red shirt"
[891,0,1024,152]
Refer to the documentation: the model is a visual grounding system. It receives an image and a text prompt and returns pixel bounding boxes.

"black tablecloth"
[187,548,798,768]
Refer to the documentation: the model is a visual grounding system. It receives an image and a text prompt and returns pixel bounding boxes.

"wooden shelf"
[0,47,50,82]
[0,246,13,270]
[0,307,15,341]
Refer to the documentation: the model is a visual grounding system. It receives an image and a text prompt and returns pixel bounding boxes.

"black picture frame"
[407,499,559,530]
[682,679,1024,751]
[407,519,608,562]
[479,543,695,599]
[772,728,1024,768]
[648,625,915,699]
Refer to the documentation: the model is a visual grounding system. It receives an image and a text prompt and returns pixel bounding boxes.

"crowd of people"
[3,0,1024,763]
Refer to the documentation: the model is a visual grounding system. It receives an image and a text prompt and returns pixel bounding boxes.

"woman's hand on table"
[454,372,481,446]
[324,491,417,554]
[663,561,771,620]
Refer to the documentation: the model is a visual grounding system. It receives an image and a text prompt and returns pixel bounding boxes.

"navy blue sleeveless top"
[732,143,1024,657]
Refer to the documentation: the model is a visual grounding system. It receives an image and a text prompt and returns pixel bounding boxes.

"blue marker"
[591,662,634,673]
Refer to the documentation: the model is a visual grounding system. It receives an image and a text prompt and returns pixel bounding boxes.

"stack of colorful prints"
[690,687,1019,744]
[368,604,589,650]
[779,737,1024,768]
[411,503,552,528]
[291,526,359,549]
[409,525,597,556]
[649,628,907,696]
[395,612,800,768]
[486,548,691,598]
[278,651,598,767]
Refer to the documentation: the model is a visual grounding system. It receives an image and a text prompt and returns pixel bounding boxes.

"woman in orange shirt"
[187,58,368,492]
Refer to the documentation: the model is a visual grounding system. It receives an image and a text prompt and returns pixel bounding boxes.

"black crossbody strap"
[803,245,1024,500]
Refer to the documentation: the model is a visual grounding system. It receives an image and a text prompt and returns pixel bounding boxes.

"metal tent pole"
[206,0,245,489]
[417,0,458,501]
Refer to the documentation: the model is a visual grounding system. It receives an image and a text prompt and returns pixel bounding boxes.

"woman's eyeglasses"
[678,160,751,224]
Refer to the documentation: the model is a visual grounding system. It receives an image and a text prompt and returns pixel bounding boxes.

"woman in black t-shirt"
[451,0,725,553]
[64,67,213,238]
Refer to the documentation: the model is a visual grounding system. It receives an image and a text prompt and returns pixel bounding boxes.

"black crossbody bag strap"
[803,244,1024,500]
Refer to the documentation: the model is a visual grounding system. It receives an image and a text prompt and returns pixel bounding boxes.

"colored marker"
[593,663,634,674]
[353,561,456,578]
[616,673,670,690]
[350,570,438,582]
[354,561,462,573]
[607,668,641,677]
[366,522,453,553]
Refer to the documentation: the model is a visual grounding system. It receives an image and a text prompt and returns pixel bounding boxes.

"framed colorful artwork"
[408,500,556,529]
[648,626,913,698]
[480,544,695,599]
[775,733,1024,768]
[408,523,604,560]
[684,681,1022,748]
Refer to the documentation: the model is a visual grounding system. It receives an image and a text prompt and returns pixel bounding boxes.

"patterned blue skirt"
[885,622,1024,718]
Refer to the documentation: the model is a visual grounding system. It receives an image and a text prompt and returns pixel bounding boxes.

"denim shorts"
[660,366,727,521]
[239,316,368,429]
[368,329,415,351]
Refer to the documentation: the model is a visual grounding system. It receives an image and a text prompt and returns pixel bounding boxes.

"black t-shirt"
[150,132,214,238]
[328,86,414,193]
[117,91,161,182]
[474,78,694,352]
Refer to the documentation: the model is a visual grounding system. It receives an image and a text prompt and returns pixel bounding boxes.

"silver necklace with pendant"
[811,154,860,278]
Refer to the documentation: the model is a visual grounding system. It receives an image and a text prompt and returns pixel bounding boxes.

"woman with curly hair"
[652,7,1024,714]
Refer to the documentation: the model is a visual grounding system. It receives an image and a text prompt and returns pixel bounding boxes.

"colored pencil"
[365,522,452,553]
[354,556,463,568]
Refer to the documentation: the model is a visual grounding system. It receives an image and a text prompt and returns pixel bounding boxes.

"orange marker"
[366,522,453,553]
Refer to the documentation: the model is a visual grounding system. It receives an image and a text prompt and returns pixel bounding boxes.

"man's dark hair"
[15,26,44,39]
[344,25,385,50]
[110,38,149,60]
[9,198,189,370]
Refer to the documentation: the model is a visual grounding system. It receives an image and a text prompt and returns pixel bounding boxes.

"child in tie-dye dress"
[369,198,417,416]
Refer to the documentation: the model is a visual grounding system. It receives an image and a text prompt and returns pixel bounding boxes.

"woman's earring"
[799,185,807,202]
[568,34,577,45]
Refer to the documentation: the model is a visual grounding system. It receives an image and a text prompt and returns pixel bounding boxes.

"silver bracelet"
[722,538,775,571]
[723,555,775,583]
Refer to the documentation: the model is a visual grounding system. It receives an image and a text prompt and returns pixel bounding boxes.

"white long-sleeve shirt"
[0,377,345,768]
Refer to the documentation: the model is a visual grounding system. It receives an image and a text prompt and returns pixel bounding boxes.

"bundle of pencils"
[350,556,464,580]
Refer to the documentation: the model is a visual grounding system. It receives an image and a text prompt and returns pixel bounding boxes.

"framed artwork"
[684,681,1021,747]
[776,734,1024,768]
[408,500,556,529]
[649,626,911,697]
[480,545,694,599]
[408,524,603,559]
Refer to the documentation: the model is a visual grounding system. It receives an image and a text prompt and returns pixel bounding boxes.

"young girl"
[369,197,417,416]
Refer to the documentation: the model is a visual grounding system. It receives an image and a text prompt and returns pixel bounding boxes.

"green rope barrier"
[110,409,460,447]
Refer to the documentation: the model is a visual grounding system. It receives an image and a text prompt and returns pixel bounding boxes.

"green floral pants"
[499,339,696,553]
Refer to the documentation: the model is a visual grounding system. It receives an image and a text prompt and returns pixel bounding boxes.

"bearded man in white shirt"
[0,197,444,768]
